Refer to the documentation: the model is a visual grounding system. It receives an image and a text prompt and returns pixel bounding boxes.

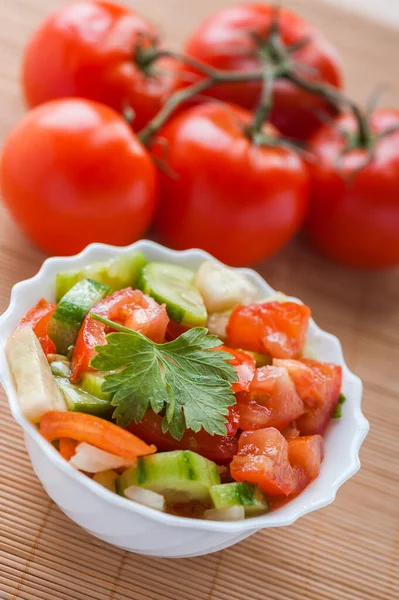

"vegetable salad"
[6,252,344,521]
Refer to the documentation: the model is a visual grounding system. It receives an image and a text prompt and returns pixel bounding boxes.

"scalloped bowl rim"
[0,240,369,534]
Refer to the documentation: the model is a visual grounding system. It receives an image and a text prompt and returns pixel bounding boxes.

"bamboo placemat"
[0,1,398,599]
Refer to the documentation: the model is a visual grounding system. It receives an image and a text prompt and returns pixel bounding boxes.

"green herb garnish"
[90,314,238,440]
[333,393,346,419]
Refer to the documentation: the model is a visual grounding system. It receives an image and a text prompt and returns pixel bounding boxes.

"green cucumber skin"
[80,372,112,401]
[50,360,71,378]
[210,482,269,513]
[138,262,207,327]
[116,450,220,503]
[55,252,147,301]
[54,376,113,418]
[49,279,110,354]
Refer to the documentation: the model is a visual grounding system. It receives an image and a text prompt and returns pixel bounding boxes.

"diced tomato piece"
[71,288,169,382]
[215,345,256,393]
[296,359,342,435]
[288,435,324,480]
[226,301,310,359]
[281,422,300,440]
[127,410,238,465]
[230,428,296,496]
[237,366,306,431]
[273,358,324,408]
[226,404,240,437]
[18,298,56,354]
[165,320,190,341]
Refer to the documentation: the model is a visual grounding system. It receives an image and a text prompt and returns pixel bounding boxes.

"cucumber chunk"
[116,450,220,503]
[55,252,147,301]
[6,327,67,423]
[80,372,112,401]
[50,360,71,378]
[240,350,272,367]
[49,278,110,354]
[54,376,113,418]
[138,262,207,327]
[210,482,269,515]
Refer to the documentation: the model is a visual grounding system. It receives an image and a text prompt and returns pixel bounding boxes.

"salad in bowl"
[0,241,368,556]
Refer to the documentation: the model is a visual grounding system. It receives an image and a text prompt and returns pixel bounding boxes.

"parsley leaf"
[89,315,238,440]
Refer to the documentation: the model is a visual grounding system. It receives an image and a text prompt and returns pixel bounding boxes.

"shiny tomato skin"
[71,288,168,382]
[184,4,342,140]
[18,299,56,354]
[152,103,310,266]
[227,301,311,358]
[216,345,256,393]
[230,428,296,496]
[296,359,342,435]
[288,434,324,480]
[273,358,323,408]
[22,1,182,131]
[237,365,305,431]
[127,410,238,464]
[305,110,399,268]
[0,99,157,255]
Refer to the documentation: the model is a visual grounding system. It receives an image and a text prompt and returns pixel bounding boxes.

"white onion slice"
[204,506,245,521]
[195,261,257,313]
[206,310,232,339]
[69,443,136,473]
[124,486,165,511]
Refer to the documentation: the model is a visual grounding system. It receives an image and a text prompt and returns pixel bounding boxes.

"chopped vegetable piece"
[59,438,78,461]
[194,261,257,313]
[54,376,113,418]
[127,410,238,464]
[206,310,231,339]
[6,327,67,422]
[91,322,237,439]
[242,350,272,367]
[296,360,342,435]
[204,506,245,521]
[93,470,119,493]
[230,428,296,496]
[116,450,220,503]
[49,279,111,354]
[124,485,165,511]
[333,392,346,418]
[69,442,136,473]
[288,435,324,480]
[227,301,310,358]
[237,366,305,431]
[40,411,156,459]
[80,372,112,401]
[273,358,324,408]
[138,262,207,326]
[215,345,256,392]
[18,298,56,354]
[55,252,147,301]
[71,288,169,382]
[210,482,268,515]
[50,360,71,378]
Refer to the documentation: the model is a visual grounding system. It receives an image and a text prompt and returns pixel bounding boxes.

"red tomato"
[230,428,296,496]
[22,1,182,131]
[18,299,56,354]
[288,435,324,480]
[127,410,238,464]
[71,288,169,382]
[273,358,324,408]
[305,110,399,268]
[296,359,342,435]
[227,301,310,358]
[237,365,305,431]
[0,99,157,255]
[165,320,190,341]
[152,103,309,266]
[216,345,256,393]
[184,4,342,140]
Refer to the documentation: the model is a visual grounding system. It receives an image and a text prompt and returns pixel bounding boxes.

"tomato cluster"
[1,1,398,268]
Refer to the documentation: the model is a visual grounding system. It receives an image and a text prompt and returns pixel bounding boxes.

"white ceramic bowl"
[0,240,369,558]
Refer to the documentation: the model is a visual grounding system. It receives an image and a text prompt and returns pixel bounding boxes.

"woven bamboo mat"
[0,1,398,599]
